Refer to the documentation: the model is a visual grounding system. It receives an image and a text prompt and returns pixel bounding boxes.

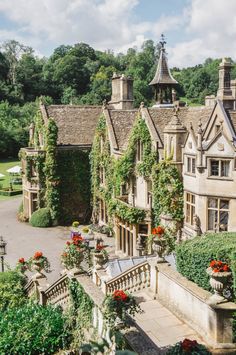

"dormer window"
[210,159,230,178]
[186,156,196,175]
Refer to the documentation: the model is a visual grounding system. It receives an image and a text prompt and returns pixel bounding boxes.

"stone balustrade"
[43,274,70,309]
[106,261,150,294]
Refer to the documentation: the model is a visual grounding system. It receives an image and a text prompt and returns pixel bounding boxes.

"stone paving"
[133,291,205,353]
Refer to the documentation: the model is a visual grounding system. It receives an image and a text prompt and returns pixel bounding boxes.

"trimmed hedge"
[176,232,236,291]
[0,303,67,354]
[30,207,52,227]
[0,271,27,312]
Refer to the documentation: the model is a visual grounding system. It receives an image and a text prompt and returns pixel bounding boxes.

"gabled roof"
[147,106,213,144]
[108,109,138,151]
[149,48,178,86]
[43,105,102,146]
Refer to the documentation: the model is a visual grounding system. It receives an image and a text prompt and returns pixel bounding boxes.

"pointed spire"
[149,34,178,87]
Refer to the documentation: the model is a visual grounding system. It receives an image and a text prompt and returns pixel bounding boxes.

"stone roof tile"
[45,105,102,146]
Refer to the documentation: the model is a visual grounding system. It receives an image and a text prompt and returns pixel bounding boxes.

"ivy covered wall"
[57,149,91,225]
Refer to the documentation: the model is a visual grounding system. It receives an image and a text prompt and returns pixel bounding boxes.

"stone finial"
[140,102,145,109]
[197,119,203,134]
[102,99,107,109]
[112,72,118,78]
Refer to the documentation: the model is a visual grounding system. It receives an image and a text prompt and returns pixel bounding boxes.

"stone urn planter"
[93,252,105,269]
[206,267,232,303]
[152,237,167,263]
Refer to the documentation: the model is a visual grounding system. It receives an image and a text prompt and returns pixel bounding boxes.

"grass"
[0,159,22,201]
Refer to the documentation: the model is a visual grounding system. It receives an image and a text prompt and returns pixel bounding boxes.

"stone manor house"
[21,40,236,257]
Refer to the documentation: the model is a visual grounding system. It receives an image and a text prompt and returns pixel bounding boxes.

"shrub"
[167,338,211,354]
[176,233,236,291]
[30,207,52,227]
[0,302,68,354]
[0,270,27,312]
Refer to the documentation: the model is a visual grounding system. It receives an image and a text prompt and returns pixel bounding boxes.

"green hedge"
[0,303,67,354]
[176,232,236,291]
[0,271,27,312]
[30,207,52,227]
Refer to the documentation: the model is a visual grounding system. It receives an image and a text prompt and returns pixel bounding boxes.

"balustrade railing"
[106,261,150,294]
[43,274,70,309]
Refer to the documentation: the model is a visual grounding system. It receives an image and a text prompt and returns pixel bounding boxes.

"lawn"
[0,159,22,201]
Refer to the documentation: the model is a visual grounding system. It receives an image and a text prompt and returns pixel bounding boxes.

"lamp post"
[0,236,7,272]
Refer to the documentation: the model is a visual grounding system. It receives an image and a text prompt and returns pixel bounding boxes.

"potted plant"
[103,289,142,329]
[167,338,211,354]
[29,252,51,278]
[71,221,80,238]
[92,245,108,269]
[206,260,232,302]
[61,235,89,271]
[149,226,175,262]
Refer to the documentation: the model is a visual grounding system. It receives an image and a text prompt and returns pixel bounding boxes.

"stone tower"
[109,73,134,110]
[217,58,234,109]
[149,35,178,107]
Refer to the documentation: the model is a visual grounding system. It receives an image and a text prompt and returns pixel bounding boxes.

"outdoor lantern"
[0,236,7,272]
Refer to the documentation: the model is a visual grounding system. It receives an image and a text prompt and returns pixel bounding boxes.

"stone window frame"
[185,192,195,226]
[207,197,230,232]
[185,154,196,176]
[207,157,232,180]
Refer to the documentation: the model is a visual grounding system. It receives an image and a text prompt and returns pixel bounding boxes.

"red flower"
[33,251,43,259]
[62,252,67,258]
[113,290,128,302]
[152,226,165,235]
[72,235,84,245]
[66,241,71,246]
[18,257,25,264]
[181,338,198,352]
[209,260,230,273]
[96,245,105,251]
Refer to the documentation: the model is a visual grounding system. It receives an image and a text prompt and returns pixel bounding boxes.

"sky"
[0,0,235,68]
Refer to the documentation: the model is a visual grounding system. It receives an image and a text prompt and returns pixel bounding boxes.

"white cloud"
[0,0,236,67]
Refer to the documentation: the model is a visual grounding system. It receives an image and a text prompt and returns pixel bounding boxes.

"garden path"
[132,290,206,354]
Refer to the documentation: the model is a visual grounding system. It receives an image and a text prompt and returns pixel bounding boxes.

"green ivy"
[114,114,157,195]
[152,159,184,226]
[44,118,60,222]
[108,199,146,224]
[65,279,94,350]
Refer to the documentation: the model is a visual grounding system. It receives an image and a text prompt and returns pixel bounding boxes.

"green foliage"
[65,279,94,350]
[108,199,146,224]
[44,118,60,221]
[0,270,27,312]
[57,149,91,225]
[114,115,157,194]
[176,233,236,291]
[0,302,67,355]
[152,159,183,226]
[29,207,52,227]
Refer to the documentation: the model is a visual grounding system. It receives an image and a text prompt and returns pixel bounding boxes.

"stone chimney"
[217,58,234,109]
[109,73,134,110]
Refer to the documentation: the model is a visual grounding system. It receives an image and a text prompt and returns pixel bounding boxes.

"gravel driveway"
[0,197,70,283]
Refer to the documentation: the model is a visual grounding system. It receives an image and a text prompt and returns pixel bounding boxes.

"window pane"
[219,211,229,231]
[208,209,217,230]
[187,157,191,172]
[208,198,217,208]
[192,158,196,174]
[186,193,190,202]
[186,204,190,223]
[220,199,229,210]
[210,160,219,176]
[191,194,195,204]
[221,161,229,177]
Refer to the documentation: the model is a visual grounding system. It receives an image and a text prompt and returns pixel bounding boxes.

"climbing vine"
[44,118,60,222]
[65,279,94,349]
[114,114,157,195]
[152,158,184,226]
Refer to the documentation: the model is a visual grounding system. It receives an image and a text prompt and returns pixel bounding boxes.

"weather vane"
[160,33,166,49]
